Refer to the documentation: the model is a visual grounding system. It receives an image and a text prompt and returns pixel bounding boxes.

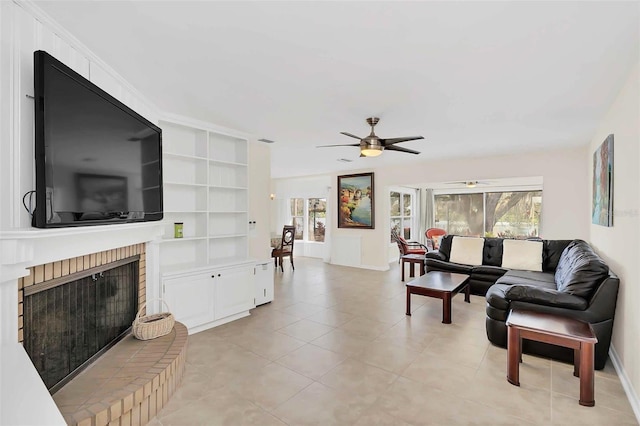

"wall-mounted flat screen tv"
[34,50,163,228]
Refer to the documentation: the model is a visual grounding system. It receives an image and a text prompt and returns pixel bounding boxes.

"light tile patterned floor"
[151,258,637,425]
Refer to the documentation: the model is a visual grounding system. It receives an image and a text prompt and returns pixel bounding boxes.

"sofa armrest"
[425,251,446,261]
[505,285,588,310]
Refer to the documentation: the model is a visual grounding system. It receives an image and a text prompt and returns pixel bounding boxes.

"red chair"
[391,229,427,262]
[426,228,447,250]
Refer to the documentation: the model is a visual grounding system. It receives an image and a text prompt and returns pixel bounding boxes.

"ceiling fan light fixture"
[317,117,424,156]
[361,146,383,157]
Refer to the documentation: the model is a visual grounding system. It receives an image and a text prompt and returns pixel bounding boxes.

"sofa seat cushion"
[450,236,484,266]
[505,285,588,310]
[473,265,509,278]
[496,270,556,289]
[486,283,511,311]
[555,239,609,298]
[501,239,543,271]
[425,258,473,275]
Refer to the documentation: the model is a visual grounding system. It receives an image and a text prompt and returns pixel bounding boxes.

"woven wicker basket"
[132,299,175,340]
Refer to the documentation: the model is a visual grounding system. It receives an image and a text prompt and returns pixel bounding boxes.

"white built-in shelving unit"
[158,119,254,333]
[159,120,249,274]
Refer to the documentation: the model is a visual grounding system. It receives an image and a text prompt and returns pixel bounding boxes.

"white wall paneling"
[0,1,256,422]
[330,235,361,268]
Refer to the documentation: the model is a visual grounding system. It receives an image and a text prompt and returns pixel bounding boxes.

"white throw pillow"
[501,239,543,271]
[449,236,484,266]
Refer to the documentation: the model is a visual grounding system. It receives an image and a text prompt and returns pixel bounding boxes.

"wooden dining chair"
[272,225,295,272]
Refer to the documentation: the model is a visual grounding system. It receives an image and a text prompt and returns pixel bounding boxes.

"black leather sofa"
[425,236,619,369]
[425,235,573,295]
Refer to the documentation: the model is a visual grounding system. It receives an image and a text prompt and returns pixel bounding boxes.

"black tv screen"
[34,50,163,228]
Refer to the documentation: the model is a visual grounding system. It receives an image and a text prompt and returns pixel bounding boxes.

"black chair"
[272,225,295,272]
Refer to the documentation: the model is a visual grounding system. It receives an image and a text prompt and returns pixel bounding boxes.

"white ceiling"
[35,1,639,179]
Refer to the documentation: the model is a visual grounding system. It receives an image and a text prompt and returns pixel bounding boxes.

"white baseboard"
[609,345,640,422]
[328,261,389,272]
[359,264,390,271]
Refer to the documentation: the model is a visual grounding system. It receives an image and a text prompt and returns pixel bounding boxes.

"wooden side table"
[401,254,426,281]
[506,309,598,407]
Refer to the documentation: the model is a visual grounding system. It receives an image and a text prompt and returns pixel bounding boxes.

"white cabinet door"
[254,262,274,306]
[163,272,215,330]
[214,265,254,320]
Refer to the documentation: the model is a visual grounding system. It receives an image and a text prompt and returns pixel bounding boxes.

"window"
[434,190,542,238]
[390,190,414,241]
[485,191,542,238]
[288,197,327,242]
[434,193,484,236]
[307,198,326,242]
[290,198,304,240]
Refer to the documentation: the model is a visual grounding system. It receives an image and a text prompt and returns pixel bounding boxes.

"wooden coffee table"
[401,254,426,281]
[506,309,598,407]
[405,272,470,323]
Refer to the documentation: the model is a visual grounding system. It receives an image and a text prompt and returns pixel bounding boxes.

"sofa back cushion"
[438,235,454,260]
[501,239,543,271]
[440,235,573,273]
[555,239,609,298]
[483,238,504,266]
[450,236,484,266]
[439,235,502,266]
[542,240,572,272]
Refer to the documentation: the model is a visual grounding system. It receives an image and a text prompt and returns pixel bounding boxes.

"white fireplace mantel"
[0,222,165,279]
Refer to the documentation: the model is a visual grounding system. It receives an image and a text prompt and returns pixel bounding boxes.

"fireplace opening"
[23,256,139,393]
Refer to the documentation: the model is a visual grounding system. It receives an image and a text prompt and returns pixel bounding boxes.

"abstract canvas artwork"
[592,134,614,227]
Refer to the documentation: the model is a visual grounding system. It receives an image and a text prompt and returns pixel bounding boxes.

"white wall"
[317,147,589,270]
[587,62,640,418]
[248,140,271,260]
[271,175,331,259]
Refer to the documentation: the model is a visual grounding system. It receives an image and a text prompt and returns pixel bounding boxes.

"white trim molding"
[610,345,640,423]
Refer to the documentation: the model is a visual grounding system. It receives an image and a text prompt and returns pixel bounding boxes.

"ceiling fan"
[317,117,424,157]
[444,181,492,188]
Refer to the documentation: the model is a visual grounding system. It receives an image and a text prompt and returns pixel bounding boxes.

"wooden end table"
[401,254,426,281]
[405,271,470,323]
[506,309,598,407]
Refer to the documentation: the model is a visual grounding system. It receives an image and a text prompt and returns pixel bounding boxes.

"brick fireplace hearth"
[10,240,187,426]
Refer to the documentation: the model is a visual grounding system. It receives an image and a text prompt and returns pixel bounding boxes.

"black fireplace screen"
[23,259,139,392]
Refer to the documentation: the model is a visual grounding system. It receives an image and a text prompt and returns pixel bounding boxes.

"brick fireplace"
[0,222,187,425]
[19,244,146,392]
[9,242,188,425]
[18,243,147,347]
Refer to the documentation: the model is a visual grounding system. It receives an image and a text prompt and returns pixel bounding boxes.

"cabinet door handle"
[218,274,221,277]
[211,275,215,278]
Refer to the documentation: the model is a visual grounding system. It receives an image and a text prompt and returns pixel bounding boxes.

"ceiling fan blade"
[340,132,363,140]
[383,136,424,146]
[385,145,421,155]
[317,143,361,148]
